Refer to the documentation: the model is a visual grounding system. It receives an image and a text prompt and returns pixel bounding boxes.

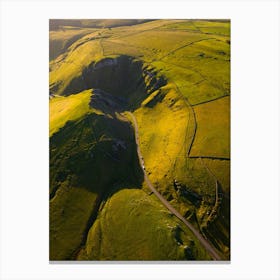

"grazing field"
[49,27,96,61]
[78,189,211,260]
[190,96,230,158]
[134,83,190,185]
[49,89,93,136]
[49,19,230,261]
[50,186,98,260]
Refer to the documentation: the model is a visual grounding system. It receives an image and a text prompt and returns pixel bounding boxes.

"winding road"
[127,112,223,261]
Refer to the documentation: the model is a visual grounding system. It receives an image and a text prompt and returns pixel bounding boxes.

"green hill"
[49,19,230,261]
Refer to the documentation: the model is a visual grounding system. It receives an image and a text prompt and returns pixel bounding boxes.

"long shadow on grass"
[50,112,144,260]
[51,55,167,112]
[49,55,168,260]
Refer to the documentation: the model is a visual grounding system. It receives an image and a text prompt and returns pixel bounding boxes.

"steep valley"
[49,19,230,261]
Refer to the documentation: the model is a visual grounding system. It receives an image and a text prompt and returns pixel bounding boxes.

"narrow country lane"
[127,112,223,261]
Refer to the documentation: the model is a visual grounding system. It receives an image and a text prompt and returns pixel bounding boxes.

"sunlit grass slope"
[79,189,211,260]
[112,30,206,61]
[134,83,189,186]
[101,21,230,105]
[49,27,95,61]
[50,186,98,260]
[190,96,230,158]
[49,40,104,96]
[49,89,94,136]
[50,111,143,260]
[201,158,230,193]
[192,20,230,36]
[132,82,224,237]
[50,19,155,30]
[164,40,230,100]
[49,19,230,260]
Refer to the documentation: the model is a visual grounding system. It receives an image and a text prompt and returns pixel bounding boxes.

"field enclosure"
[49,19,230,261]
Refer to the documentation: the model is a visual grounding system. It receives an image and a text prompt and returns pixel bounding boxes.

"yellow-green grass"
[126,19,186,31]
[194,38,230,59]
[51,19,156,30]
[80,188,211,260]
[132,81,221,219]
[49,19,230,260]
[192,20,230,36]
[109,30,207,62]
[159,20,200,31]
[134,83,189,188]
[50,184,98,260]
[50,19,229,102]
[151,60,201,87]
[50,111,144,260]
[49,89,94,136]
[64,28,112,56]
[173,157,216,197]
[161,39,230,97]
[200,159,230,193]
[168,38,230,64]
[150,60,223,105]
[49,40,104,96]
[80,19,141,28]
[190,96,230,158]
[170,155,217,227]
[50,27,93,42]
[49,28,95,60]
[105,19,186,40]
[102,39,144,58]
[100,29,229,105]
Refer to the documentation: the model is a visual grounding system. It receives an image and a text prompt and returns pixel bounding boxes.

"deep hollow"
[50,55,169,260]
[52,55,167,111]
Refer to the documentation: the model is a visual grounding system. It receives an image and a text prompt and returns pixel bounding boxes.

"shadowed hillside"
[50,19,155,30]
[49,19,230,261]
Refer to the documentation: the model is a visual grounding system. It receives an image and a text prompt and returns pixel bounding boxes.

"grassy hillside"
[49,27,96,60]
[49,89,94,136]
[79,189,211,260]
[49,19,230,261]
[190,96,230,158]
[50,19,155,30]
[50,111,143,260]
[49,40,104,95]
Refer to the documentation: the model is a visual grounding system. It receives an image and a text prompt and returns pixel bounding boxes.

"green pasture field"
[49,27,96,60]
[49,89,94,136]
[79,188,211,260]
[190,96,230,158]
[49,19,230,260]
